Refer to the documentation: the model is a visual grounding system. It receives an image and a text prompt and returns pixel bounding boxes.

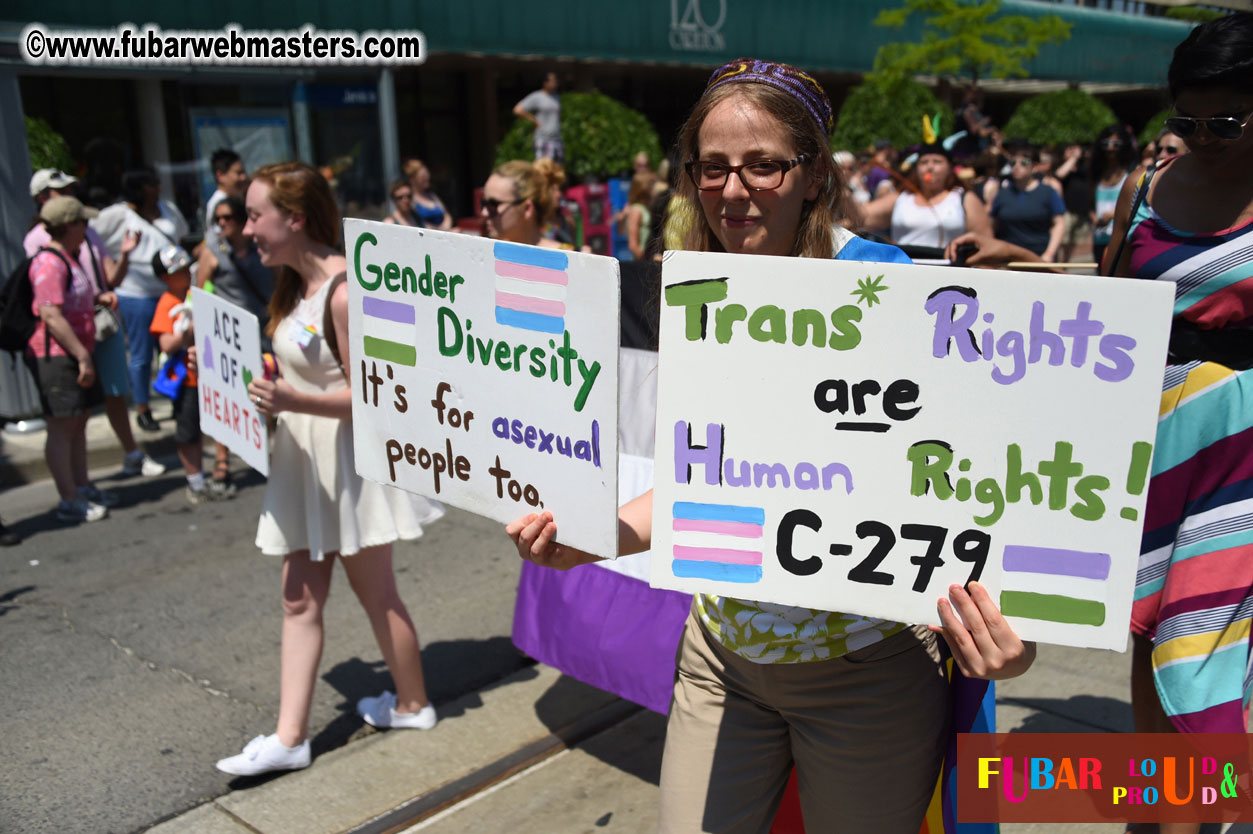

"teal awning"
[4,0,1192,86]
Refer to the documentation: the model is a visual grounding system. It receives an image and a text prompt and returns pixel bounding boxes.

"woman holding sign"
[507,59,1035,832]
[216,162,444,777]
[1106,13,1253,760]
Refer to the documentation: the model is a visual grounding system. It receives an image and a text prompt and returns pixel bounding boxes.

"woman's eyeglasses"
[685,155,810,192]
[480,197,524,218]
[392,191,413,201]
[1156,144,1185,157]
[214,213,236,225]
[1166,112,1253,141]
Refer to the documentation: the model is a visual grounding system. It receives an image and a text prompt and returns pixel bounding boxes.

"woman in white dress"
[217,162,443,776]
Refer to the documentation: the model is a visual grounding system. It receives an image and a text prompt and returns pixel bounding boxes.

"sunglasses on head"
[1166,112,1253,141]
[480,197,524,218]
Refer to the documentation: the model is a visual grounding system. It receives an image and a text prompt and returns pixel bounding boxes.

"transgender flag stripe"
[494,241,568,335]
[673,545,762,565]
[672,561,763,584]
[673,518,763,538]
[671,501,766,585]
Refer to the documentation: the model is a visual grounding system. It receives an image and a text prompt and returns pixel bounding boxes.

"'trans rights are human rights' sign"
[650,251,1174,650]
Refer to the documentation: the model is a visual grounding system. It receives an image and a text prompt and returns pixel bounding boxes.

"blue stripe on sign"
[493,240,569,271]
[672,501,765,525]
[671,560,763,584]
[495,307,565,334]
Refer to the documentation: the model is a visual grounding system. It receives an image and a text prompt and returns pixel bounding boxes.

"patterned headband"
[705,58,834,137]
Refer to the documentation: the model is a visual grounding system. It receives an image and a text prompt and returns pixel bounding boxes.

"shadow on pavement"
[1003,693,1134,733]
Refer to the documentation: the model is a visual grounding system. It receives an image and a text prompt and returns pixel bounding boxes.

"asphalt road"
[0,459,528,834]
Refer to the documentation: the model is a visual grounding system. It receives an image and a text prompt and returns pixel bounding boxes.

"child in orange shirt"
[150,245,236,504]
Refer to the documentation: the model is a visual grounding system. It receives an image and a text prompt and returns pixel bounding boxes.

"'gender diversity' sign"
[345,222,621,557]
[191,288,268,476]
[650,251,1174,649]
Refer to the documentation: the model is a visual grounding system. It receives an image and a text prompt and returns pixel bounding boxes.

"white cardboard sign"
[345,222,621,558]
[649,251,1175,650]
[190,287,269,476]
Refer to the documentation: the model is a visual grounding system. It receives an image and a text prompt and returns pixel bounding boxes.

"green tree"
[832,79,953,152]
[495,91,662,182]
[1002,89,1116,146]
[1165,6,1223,23]
[873,0,1071,85]
[26,116,75,172]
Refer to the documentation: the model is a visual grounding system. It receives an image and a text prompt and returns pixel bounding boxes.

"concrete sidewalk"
[0,399,179,488]
[140,642,1147,834]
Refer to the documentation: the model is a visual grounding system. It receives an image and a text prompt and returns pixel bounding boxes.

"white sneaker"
[122,451,166,477]
[77,484,120,507]
[356,691,438,730]
[215,734,311,776]
[55,498,108,523]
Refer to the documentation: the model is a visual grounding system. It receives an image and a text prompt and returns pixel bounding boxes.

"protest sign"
[190,287,268,476]
[649,251,1174,649]
[345,222,620,558]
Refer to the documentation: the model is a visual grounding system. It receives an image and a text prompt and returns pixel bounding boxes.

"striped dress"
[1127,159,1253,733]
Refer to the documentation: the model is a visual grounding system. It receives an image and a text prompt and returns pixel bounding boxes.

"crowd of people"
[9,13,1252,832]
[837,107,1191,269]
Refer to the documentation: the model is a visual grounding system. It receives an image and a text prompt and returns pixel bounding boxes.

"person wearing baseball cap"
[29,168,77,199]
[23,173,163,481]
[27,196,119,523]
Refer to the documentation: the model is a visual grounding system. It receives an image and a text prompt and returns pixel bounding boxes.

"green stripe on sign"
[363,336,416,366]
[999,591,1106,626]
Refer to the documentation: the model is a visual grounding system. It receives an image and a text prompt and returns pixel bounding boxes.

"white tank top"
[890,189,966,247]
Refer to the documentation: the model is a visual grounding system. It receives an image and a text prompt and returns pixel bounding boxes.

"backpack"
[0,247,75,353]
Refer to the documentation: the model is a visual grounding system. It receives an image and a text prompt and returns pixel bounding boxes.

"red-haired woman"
[216,163,443,776]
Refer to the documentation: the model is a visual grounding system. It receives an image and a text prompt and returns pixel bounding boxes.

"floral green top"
[695,594,907,664]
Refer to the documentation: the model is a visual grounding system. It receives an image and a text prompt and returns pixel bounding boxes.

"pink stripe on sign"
[495,259,569,285]
[495,291,567,317]
[672,545,762,565]
[672,518,764,538]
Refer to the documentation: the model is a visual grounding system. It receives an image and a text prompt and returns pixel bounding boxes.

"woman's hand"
[96,291,118,311]
[120,229,141,257]
[931,581,1036,680]
[76,354,95,388]
[506,511,600,571]
[185,345,197,377]
[247,377,294,417]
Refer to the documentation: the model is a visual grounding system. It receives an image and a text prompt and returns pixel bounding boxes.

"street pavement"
[0,405,1230,834]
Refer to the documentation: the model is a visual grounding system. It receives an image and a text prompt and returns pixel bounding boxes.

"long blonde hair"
[672,82,853,259]
[252,162,340,336]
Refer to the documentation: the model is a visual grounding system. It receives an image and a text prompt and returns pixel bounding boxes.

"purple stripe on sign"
[672,518,764,538]
[1002,545,1111,580]
[495,291,567,317]
[362,296,416,324]
[672,545,762,565]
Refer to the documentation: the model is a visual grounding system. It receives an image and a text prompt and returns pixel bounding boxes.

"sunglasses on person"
[1156,143,1185,156]
[1165,112,1253,141]
[392,190,413,201]
[214,212,238,225]
[1009,156,1034,167]
[480,197,524,218]
[685,155,810,192]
